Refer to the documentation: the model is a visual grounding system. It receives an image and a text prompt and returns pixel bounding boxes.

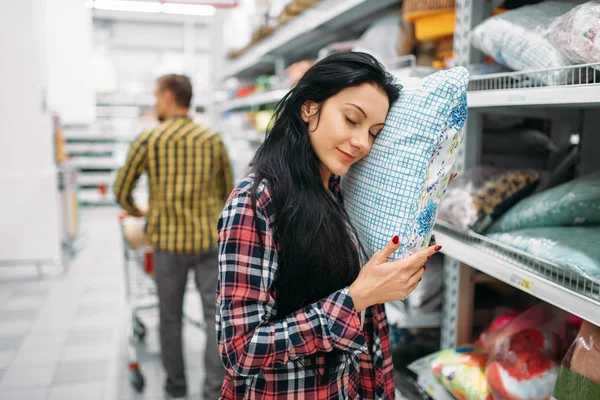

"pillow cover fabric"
[342,67,469,260]
[470,1,577,86]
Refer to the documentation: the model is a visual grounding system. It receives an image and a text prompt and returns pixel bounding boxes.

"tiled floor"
[0,208,207,399]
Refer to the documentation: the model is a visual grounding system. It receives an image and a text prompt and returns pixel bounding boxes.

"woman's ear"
[301,101,318,123]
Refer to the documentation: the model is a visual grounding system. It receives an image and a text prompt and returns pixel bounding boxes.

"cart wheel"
[133,317,146,342]
[130,369,145,393]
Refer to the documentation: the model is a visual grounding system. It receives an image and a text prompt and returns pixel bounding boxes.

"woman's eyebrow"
[345,103,367,118]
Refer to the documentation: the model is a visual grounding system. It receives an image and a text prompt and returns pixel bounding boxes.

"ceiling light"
[92,0,162,13]
[90,0,216,16]
[162,3,215,16]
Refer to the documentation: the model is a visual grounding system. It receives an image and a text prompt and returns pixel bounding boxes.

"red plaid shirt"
[216,175,395,399]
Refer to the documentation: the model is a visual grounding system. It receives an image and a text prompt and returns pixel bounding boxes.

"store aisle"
[0,208,207,400]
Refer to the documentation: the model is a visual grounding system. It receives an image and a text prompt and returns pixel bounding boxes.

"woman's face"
[302,83,389,180]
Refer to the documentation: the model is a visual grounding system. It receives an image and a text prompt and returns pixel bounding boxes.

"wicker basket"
[402,0,456,22]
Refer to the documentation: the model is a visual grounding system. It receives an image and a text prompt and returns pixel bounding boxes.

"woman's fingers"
[449,172,458,183]
[371,235,401,264]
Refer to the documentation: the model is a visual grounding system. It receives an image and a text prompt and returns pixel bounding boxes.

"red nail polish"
[423,265,427,271]
[392,235,399,245]
[435,245,442,251]
[427,256,431,261]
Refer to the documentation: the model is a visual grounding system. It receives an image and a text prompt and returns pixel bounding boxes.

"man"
[114,74,233,399]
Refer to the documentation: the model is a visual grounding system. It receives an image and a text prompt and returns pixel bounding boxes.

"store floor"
[0,208,207,400]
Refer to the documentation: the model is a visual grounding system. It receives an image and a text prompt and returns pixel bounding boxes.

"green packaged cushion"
[488,173,600,234]
[487,227,600,282]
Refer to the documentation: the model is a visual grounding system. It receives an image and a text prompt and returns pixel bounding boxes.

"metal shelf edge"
[433,229,600,326]
[468,85,600,108]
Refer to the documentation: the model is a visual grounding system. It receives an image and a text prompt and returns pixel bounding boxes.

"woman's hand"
[348,237,442,313]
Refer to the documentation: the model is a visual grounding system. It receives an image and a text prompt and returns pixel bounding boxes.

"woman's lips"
[337,148,356,163]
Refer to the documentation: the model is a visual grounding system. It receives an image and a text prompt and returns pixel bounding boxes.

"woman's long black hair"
[250,52,400,382]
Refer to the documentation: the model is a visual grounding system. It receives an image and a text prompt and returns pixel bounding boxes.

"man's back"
[114,116,234,254]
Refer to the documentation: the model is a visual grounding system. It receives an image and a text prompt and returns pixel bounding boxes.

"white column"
[0,0,61,263]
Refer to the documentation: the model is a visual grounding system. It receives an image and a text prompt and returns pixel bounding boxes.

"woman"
[216,52,443,399]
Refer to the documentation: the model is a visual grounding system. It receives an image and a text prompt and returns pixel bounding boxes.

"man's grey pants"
[154,249,224,399]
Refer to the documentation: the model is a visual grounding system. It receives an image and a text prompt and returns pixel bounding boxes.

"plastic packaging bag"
[553,320,600,399]
[470,1,577,86]
[431,346,492,400]
[487,227,600,282]
[549,1,600,65]
[487,173,600,234]
[352,14,416,65]
[478,304,568,400]
[437,167,540,232]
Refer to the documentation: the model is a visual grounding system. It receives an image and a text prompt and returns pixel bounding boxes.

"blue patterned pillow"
[342,67,469,260]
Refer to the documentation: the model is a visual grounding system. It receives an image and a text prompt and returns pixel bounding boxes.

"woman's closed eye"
[345,116,358,126]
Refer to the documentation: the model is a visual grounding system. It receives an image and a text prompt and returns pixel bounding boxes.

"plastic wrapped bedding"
[488,173,600,234]
[549,1,600,65]
[437,167,540,233]
[470,1,577,85]
[487,226,600,282]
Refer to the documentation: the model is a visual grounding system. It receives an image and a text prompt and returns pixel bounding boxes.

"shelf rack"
[222,0,401,79]
[434,221,600,327]
[468,63,600,108]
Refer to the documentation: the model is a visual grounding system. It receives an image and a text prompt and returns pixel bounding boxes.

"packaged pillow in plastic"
[404,252,444,312]
[352,14,416,64]
[437,167,540,233]
[470,1,577,85]
[549,1,600,65]
[553,320,600,399]
[431,346,492,400]
[488,173,600,234]
[477,304,568,400]
[486,329,561,400]
[343,67,469,260]
[487,226,600,282]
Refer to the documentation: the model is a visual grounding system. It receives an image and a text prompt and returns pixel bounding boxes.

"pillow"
[549,1,600,65]
[342,67,469,260]
[487,227,600,282]
[487,173,600,233]
[470,1,577,86]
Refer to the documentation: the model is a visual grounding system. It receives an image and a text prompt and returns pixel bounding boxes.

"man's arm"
[215,135,234,204]
[113,132,150,216]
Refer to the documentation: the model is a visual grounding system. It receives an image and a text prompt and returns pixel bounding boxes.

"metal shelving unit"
[468,63,600,108]
[222,0,400,79]
[440,0,600,349]
[434,222,600,327]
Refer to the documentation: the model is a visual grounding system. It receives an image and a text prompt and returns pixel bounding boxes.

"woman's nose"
[349,131,370,153]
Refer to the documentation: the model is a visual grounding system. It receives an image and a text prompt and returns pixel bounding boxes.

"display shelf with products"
[434,220,600,328]
[220,89,289,112]
[468,63,600,108]
[385,303,442,329]
[223,0,401,79]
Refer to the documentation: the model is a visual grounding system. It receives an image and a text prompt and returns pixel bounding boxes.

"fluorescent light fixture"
[90,0,215,16]
[92,0,161,13]
[162,3,215,16]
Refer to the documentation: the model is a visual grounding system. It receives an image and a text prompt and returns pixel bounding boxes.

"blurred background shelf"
[223,0,401,79]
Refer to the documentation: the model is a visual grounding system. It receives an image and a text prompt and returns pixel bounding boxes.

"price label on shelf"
[510,274,533,292]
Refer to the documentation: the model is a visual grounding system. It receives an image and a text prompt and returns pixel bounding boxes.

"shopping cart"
[119,211,205,393]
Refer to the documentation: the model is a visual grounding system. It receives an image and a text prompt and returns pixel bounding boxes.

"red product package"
[478,304,569,400]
